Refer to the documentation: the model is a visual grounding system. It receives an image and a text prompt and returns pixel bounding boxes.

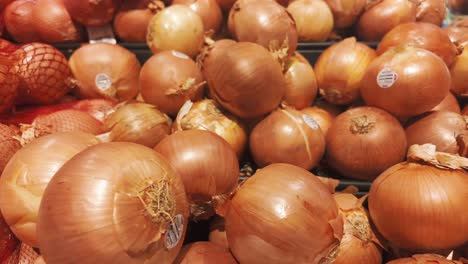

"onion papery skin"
[315,37,377,105]
[154,130,239,220]
[450,44,468,96]
[147,5,204,58]
[326,107,407,180]
[388,254,463,264]
[113,0,155,42]
[69,43,141,102]
[38,143,189,264]
[206,42,286,118]
[324,0,366,29]
[377,22,461,66]
[62,0,121,27]
[228,0,298,57]
[209,216,229,249]
[356,0,417,41]
[103,102,172,148]
[0,52,18,114]
[283,52,318,109]
[416,0,446,25]
[301,100,341,136]
[361,46,451,117]
[369,158,468,251]
[4,0,41,43]
[140,50,205,117]
[430,92,461,113]
[32,0,84,43]
[333,193,382,264]
[173,0,223,34]
[173,99,247,158]
[13,43,73,105]
[0,124,20,174]
[250,108,325,170]
[0,132,99,247]
[286,0,334,42]
[198,38,236,88]
[174,242,237,264]
[225,163,343,264]
[443,26,468,47]
[405,111,467,154]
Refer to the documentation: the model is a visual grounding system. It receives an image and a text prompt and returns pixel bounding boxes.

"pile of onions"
[173,99,247,158]
[206,42,286,118]
[324,0,365,29]
[102,102,172,148]
[69,43,141,101]
[369,144,468,251]
[377,22,461,66]
[62,0,121,26]
[174,242,237,263]
[282,53,317,109]
[449,43,468,96]
[228,0,298,59]
[314,37,377,105]
[286,0,334,42]
[405,111,467,155]
[0,124,21,173]
[443,26,468,47]
[431,92,461,113]
[0,132,99,247]
[3,0,41,43]
[154,130,239,220]
[13,43,73,105]
[32,0,83,43]
[38,142,189,264]
[332,193,382,264]
[415,0,446,25]
[250,108,325,170]
[0,52,18,114]
[0,213,18,262]
[173,0,223,34]
[140,50,205,117]
[209,216,228,249]
[388,254,462,264]
[225,163,343,264]
[356,0,417,41]
[147,5,204,58]
[326,107,407,180]
[361,46,450,117]
[301,100,341,136]
[113,0,157,42]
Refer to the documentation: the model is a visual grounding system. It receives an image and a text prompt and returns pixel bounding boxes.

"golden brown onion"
[206,42,286,118]
[361,46,451,117]
[62,0,121,26]
[324,0,365,28]
[147,5,204,58]
[38,142,189,264]
[356,0,417,41]
[3,0,41,43]
[113,0,157,42]
[0,132,99,247]
[431,92,461,113]
[174,242,237,264]
[301,100,341,136]
[326,106,407,180]
[369,144,468,251]
[173,99,247,158]
[415,0,446,25]
[0,124,20,173]
[388,254,462,264]
[69,43,141,101]
[443,26,468,47]
[377,22,461,66]
[172,0,223,34]
[198,38,236,87]
[286,0,334,42]
[250,108,325,170]
[140,50,205,117]
[450,44,468,96]
[315,37,377,105]
[225,163,343,264]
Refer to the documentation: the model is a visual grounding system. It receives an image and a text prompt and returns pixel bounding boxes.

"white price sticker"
[164,214,184,249]
[302,114,320,130]
[377,68,398,89]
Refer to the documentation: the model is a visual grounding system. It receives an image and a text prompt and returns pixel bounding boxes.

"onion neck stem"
[350,115,375,134]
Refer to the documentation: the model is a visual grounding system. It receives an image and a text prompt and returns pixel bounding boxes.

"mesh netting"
[3,243,39,264]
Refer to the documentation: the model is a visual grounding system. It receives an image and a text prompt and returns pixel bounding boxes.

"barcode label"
[95,73,112,91]
[165,214,184,249]
[377,68,398,89]
[302,114,319,130]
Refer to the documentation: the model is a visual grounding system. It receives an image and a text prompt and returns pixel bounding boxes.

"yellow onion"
[250,107,326,170]
[332,193,382,264]
[173,99,247,158]
[450,44,468,96]
[443,26,468,47]
[324,0,366,29]
[0,132,99,247]
[301,100,342,136]
[388,254,463,263]
[286,0,334,42]
[356,0,417,41]
[315,37,377,105]
[62,0,120,26]
[174,242,237,264]
[416,0,446,25]
[147,5,204,58]
[282,52,318,109]
[225,163,343,264]
[431,92,461,113]
[369,144,468,252]
[38,142,189,264]
[102,102,172,148]
[113,0,158,42]
[172,0,223,34]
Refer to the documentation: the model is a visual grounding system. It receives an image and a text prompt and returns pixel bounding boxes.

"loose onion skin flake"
[225,163,343,264]
[38,143,189,264]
